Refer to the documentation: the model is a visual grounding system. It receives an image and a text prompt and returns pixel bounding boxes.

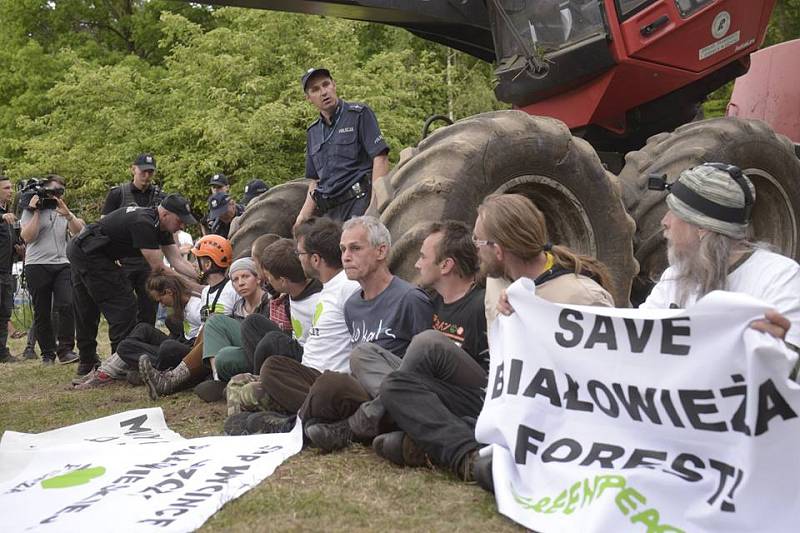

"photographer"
[20,175,84,365]
[0,176,20,363]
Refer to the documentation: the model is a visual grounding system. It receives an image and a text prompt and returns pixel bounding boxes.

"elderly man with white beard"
[640,162,799,356]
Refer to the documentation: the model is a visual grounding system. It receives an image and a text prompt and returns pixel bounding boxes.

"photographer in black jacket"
[19,175,84,365]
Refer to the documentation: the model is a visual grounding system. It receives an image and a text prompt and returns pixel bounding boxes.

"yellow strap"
[543,252,554,272]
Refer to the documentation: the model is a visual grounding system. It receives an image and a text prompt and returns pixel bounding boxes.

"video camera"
[19,178,65,211]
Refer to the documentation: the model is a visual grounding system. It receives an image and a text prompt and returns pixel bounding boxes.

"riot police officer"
[101,153,165,326]
[68,194,198,377]
[294,68,390,229]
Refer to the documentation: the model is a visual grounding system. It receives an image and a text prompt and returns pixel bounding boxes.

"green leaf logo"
[312,302,324,326]
[291,317,303,339]
[41,466,106,489]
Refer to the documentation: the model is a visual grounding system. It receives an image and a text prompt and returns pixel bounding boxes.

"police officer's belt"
[313,175,369,212]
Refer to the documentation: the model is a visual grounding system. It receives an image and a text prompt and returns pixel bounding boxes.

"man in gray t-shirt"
[301,216,433,451]
[20,175,85,364]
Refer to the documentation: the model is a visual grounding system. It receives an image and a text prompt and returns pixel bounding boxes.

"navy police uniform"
[102,181,165,326]
[67,206,174,367]
[305,100,389,221]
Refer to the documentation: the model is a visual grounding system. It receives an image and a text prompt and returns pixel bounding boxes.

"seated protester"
[298,216,434,450]
[74,273,202,389]
[224,217,360,435]
[248,233,291,337]
[207,192,243,239]
[374,221,489,474]
[139,235,239,400]
[199,257,269,387]
[237,238,322,375]
[453,194,614,487]
[640,163,800,353]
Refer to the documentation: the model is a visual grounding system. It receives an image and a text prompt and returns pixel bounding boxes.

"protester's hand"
[750,309,790,340]
[27,195,40,211]
[55,197,70,217]
[14,243,25,259]
[2,212,17,224]
[497,289,516,316]
[292,214,306,236]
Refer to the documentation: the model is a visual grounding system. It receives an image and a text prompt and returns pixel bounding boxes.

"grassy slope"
[0,331,522,532]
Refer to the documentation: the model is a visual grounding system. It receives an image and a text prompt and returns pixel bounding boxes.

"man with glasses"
[19,175,84,365]
[101,153,165,326]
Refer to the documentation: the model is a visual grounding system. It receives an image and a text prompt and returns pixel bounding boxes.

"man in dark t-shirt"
[67,194,198,377]
[375,221,489,480]
[301,216,433,450]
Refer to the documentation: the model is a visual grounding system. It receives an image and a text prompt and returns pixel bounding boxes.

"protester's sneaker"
[57,350,79,365]
[42,356,56,366]
[305,419,353,452]
[74,370,115,390]
[469,451,493,490]
[76,357,100,377]
[246,412,296,434]
[372,431,428,468]
[223,412,253,436]
[139,357,190,401]
[194,380,226,403]
[126,370,143,386]
[71,370,97,386]
[0,352,21,364]
[23,347,39,360]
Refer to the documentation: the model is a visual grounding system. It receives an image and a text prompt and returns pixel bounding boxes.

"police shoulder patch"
[347,102,366,113]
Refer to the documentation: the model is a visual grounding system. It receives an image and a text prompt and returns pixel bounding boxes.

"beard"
[666,233,731,307]
[479,255,505,279]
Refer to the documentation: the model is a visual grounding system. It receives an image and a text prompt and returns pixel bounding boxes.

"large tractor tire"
[229,179,311,258]
[619,117,800,305]
[379,110,637,306]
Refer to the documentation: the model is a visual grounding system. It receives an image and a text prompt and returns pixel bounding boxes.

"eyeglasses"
[294,249,314,256]
[471,236,496,248]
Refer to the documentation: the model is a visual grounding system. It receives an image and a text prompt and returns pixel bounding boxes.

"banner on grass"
[0,408,302,532]
[475,281,800,533]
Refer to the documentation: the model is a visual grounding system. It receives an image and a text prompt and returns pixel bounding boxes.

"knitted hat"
[666,163,755,239]
[229,257,258,277]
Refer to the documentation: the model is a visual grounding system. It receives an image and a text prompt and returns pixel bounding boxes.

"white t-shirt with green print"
[288,280,323,346]
[301,270,361,373]
[199,279,241,324]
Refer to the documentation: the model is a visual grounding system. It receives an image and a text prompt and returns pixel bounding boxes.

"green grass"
[0,325,523,532]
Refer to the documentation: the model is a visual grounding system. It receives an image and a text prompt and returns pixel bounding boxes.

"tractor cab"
[490,0,613,107]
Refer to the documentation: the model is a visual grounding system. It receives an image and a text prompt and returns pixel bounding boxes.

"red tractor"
[201,0,800,305]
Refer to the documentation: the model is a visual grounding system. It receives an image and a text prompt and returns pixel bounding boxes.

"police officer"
[242,179,269,206]
[102,153,165,326]
[68,194,199,377]
[209,173,230,196]
[207,192,243,239]
[0,176,20,363]
[294,68,390,229]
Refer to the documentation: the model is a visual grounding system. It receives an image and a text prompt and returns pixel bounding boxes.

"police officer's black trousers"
[67,240,137,364]
[122,257,158,326]
[25,263,75,358]
[0,272,13,357]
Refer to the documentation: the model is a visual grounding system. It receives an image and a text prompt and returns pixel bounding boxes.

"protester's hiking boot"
[470,452,493,491]
[224,412,253,436]
[126,370,143,387]
[74,370,115,390]
[22,347,39,360]
[75,357,100,377]
[194,379,226,403]
[372,431,428,468]
[42,356,56,366]
[57,350,79,365]
[0,352,21,364]
[246,412,296,434]
[140,358,190,401]
[305,419,353,452]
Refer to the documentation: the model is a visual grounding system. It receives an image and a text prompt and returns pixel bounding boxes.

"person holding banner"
[378,195,614,482]
[639,163,799,365]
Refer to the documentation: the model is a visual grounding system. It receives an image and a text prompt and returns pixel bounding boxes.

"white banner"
[476,281,800,533]
[0,408,302,532]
